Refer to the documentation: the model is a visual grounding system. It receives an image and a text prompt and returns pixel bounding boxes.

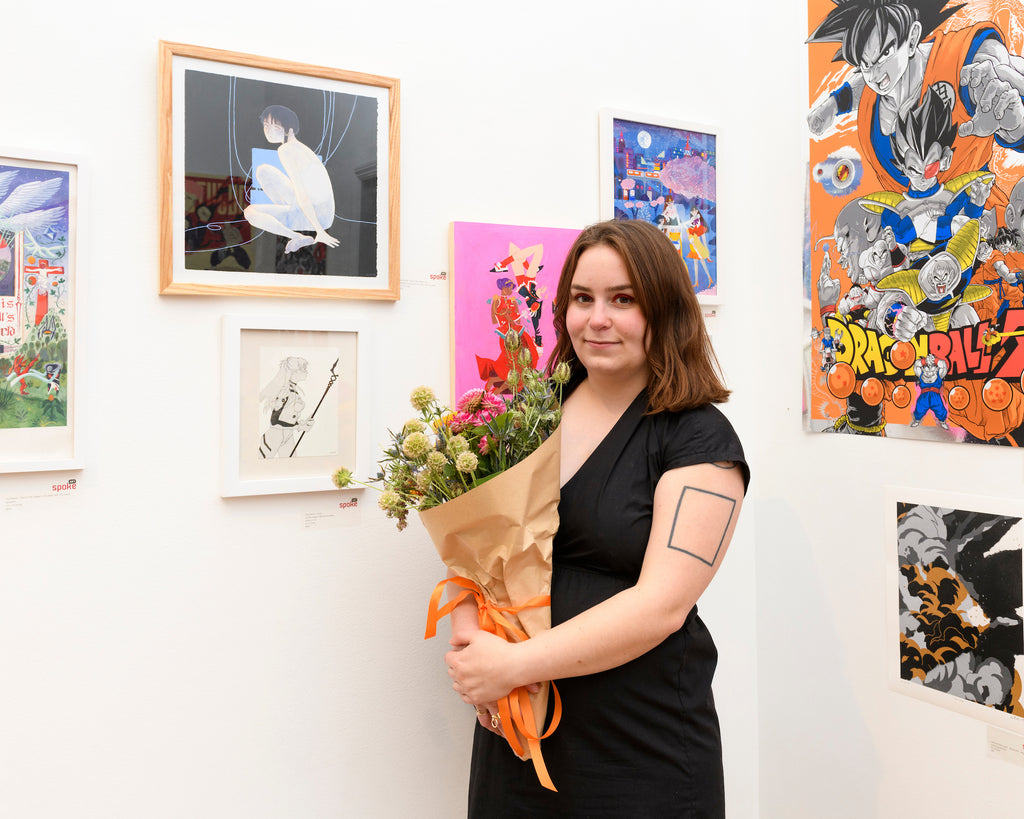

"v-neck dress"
[467,391,749,818]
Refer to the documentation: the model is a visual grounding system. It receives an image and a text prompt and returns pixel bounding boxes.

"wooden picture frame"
[220,314,372,497]
[159,41,400,300]
[0,150,85,473]
[599,108,720,304]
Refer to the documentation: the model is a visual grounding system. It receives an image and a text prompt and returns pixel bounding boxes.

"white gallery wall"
[1,1,1022,817]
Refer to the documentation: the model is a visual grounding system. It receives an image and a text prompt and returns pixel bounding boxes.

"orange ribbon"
[425,576,562,792]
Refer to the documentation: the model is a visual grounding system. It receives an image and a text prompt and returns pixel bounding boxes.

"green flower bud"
[410,385,436,411]
[401,431,433,459]
[426,451,448,474]
[455,452,479,473]
[403,419,426,435]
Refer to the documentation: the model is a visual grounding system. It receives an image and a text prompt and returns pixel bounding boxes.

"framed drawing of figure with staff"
[221,315,371,496]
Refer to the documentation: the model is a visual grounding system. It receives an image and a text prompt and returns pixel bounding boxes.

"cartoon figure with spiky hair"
[974,226,1024,323]
[859,84,995,254]
[807,1,1024,209]
[874,217,990,340]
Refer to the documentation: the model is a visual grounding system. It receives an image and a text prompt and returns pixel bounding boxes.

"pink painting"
[449,221,580,401]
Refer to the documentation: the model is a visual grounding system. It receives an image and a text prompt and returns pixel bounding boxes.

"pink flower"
[454,388,505,426]
[478,435,491,455]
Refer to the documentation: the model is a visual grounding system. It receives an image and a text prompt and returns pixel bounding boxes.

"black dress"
[467,391,750,818]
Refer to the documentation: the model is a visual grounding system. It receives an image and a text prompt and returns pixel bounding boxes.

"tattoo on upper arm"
[666,486,737,566]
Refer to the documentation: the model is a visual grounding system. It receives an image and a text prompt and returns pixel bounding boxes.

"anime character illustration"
[476,277,541,394]
[808,0,1024,206]
[911,353,950,427]
[895,501,1024,717]
[818,326,846,370]
[450,222,579,400]
[806,0,1024,446]
[490,243,546,347]
[662,194,681,225]
[258,356,315,458]
[243,105,338,255]
[974,227,1024,322]
[859,84,994,254]
[608,115,718,297]
[182,69,381,278]
[686,206,714,292]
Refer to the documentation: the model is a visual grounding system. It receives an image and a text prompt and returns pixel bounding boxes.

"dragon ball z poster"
[449,222,580,402]
[888,489,1024,724]
[805,1,1024,445]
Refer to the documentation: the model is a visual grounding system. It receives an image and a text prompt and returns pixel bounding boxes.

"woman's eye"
[573,293,592,304]
[612,294,635,305]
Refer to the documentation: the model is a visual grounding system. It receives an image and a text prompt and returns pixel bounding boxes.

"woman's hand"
[446,631,541,706]
[472,701,505,737]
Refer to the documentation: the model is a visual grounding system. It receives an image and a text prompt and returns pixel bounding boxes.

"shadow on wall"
[754,497,879,817]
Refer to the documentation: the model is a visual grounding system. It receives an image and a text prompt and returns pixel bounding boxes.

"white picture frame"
[599,108,721,305]
[220,314,372,496]
[0,149,87,473]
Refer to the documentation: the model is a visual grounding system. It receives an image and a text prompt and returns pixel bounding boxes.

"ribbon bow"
[426,576,562,791]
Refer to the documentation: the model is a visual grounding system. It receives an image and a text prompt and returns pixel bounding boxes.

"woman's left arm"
[446,459,745,705]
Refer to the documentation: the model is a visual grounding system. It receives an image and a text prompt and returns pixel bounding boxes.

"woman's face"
[565,244,649,385]
[263,117,286,144]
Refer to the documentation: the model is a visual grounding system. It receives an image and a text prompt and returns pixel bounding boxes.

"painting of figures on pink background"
[449,222,580,402]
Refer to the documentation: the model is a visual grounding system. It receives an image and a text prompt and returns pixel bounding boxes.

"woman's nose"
[589,301,611,327]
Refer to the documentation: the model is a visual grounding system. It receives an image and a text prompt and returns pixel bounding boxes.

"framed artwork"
[599,109,719,303]
[805,1,1024,445]
[159,41,400,300]
[0,151,84,473]
[449,221,580,401]
[886,487,1024,728]
[220,315,371,497]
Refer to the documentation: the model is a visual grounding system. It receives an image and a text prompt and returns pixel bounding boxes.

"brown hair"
[547,219,730,411]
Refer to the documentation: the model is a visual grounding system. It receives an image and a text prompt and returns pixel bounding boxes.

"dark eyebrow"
[570,283,634,293]
[864,34,898,65]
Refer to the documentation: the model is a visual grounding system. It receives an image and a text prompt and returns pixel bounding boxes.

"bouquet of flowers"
[333,335,569,791]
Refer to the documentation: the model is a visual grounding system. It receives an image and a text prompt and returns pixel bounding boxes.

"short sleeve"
[656,405,750,493]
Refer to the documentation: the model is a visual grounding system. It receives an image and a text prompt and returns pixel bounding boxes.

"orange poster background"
[805,0,1024,443]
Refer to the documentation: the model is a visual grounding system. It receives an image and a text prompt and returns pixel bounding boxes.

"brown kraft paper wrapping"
[420,426,561,763]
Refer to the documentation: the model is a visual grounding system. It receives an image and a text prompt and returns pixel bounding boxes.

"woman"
[258,356,314,458]
[445,220,749,816]
[477,277,540,393]
[686,205,713,292]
